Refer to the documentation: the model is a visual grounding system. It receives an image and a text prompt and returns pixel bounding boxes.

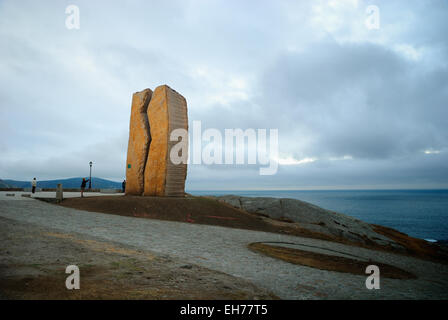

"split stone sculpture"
[125,85,188,197]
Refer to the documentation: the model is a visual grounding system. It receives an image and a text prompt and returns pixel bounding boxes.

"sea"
[188,189,448,242]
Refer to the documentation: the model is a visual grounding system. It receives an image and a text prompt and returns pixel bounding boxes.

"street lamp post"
[89,161,92,190]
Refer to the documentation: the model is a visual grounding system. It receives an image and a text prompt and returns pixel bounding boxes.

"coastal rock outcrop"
[212,195,405,250]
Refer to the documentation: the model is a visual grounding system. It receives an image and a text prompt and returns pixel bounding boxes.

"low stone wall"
[0,187,121,193]
[41,188,102,192]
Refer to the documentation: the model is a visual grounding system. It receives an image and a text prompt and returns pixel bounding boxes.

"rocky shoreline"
[209,195,448,262]
[210,195,401,247]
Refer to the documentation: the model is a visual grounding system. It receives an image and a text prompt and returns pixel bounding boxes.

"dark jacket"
[81,179,89,188]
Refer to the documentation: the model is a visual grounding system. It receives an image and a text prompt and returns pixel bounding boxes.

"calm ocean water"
[188,189,448,241]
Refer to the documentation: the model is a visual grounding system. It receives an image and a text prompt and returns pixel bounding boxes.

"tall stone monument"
[125,85,188,197]
[125,89,153,195]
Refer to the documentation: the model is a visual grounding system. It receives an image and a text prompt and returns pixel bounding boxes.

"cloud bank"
[1,0,447,189]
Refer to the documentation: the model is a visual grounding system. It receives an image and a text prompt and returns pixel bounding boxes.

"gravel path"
[1,197,447,299]
[0,191,122,200]
[0,216,275,299]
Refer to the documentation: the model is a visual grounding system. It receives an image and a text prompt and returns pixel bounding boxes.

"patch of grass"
[248,242,417,280]
[373,224,448,264]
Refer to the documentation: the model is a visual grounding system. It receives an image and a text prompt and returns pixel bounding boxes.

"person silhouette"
[31,177,37,194]
[80,178,89,198]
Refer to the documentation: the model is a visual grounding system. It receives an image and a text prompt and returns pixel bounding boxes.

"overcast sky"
[1,0,447,190]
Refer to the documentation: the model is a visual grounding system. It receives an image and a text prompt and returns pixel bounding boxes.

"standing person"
[80,178,89,198]
[31,178,37,194]
[122,179,126,193]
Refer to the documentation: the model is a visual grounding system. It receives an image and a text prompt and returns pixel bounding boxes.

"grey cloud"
[258,40,448,160]
[1,0,447,189]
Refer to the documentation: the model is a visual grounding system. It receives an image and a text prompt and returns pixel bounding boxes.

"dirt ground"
[59,195,297,235]
[59,195,448,264]
[0,217,277,300]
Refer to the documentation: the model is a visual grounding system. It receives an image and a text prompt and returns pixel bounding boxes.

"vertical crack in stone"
[140,92,153,189]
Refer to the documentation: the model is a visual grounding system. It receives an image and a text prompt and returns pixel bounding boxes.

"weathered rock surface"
[211,195,404,250]
[125,89,152,195]
[144,85,188,197]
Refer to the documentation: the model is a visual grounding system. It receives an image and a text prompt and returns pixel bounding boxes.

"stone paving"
[0,191,123,200]
[1,194,447,299]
